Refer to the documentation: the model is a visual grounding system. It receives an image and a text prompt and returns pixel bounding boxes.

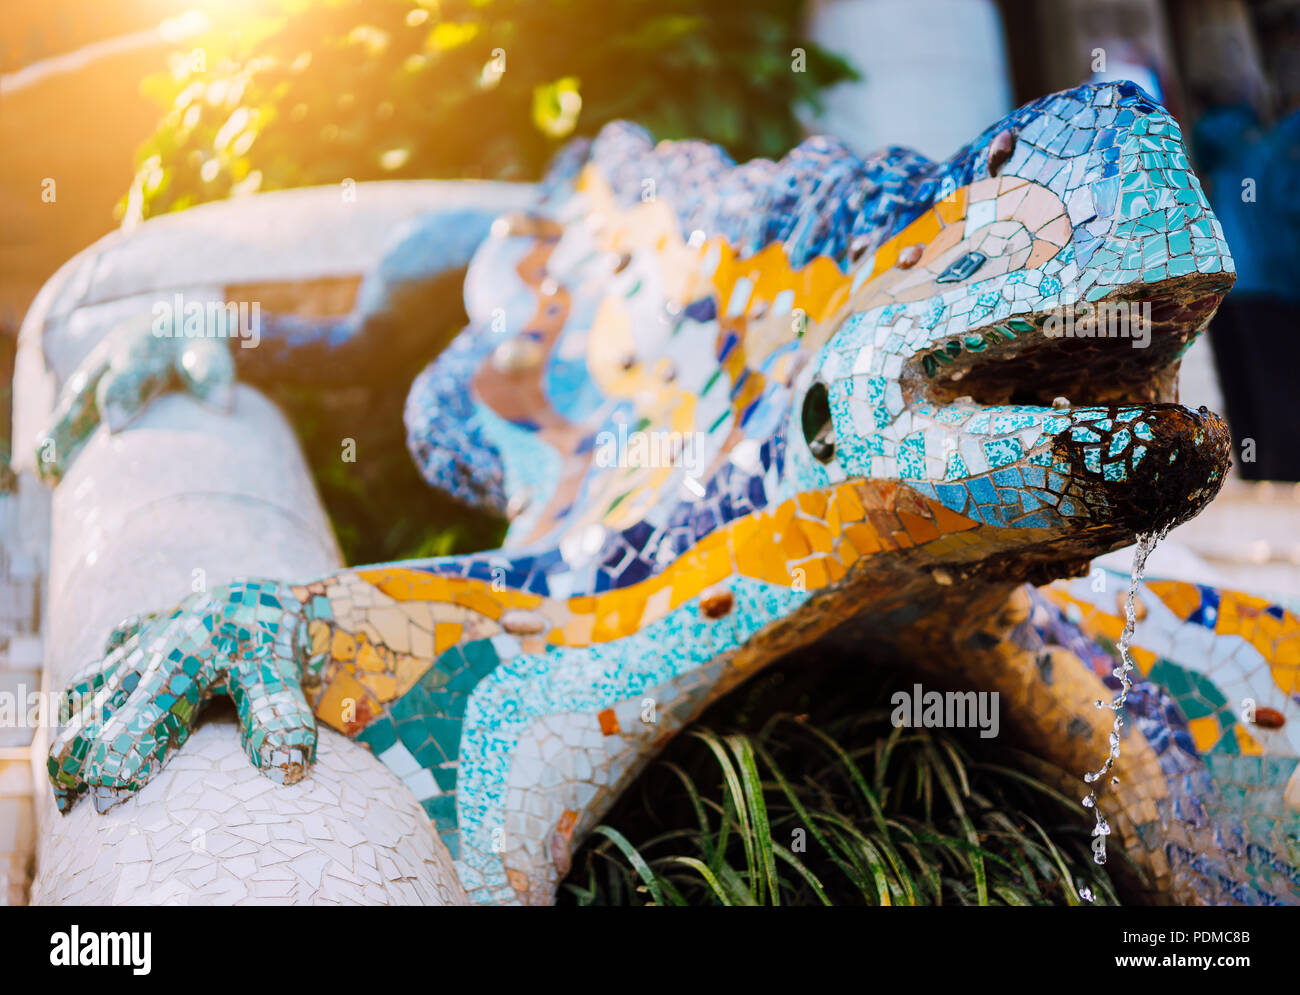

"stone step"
[1125,480,1300,601]
[0,635,42,672]
[0,670,40,749]
[0,581,40,634]
[0,758,35,907]
[1171,481,1300,566]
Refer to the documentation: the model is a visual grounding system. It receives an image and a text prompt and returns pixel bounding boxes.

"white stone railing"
[10,180,533,904]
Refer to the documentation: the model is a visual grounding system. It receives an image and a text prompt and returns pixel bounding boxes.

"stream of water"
[1079,528,1168,899]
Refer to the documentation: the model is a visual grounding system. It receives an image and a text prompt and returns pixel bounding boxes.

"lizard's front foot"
[49,580,315,813]
[35,311,234,485]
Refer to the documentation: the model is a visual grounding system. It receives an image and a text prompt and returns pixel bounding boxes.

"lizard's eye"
[801,381,836,464]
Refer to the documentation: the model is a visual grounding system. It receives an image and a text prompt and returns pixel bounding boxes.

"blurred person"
[1188,2,1300,481]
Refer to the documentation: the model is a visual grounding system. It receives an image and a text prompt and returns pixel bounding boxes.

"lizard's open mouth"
[908,271,1236,539]
[918,272,1234,408]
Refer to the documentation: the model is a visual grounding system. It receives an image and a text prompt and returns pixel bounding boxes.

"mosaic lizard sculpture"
[41,82,1300,905]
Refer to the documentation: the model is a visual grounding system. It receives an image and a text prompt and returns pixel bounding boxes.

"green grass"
[561,656,1123,907]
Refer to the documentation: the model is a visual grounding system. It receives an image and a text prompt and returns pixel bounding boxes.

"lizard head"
[786,82,1234,579]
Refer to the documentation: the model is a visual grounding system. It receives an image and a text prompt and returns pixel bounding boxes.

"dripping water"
[1077,527,1167,902]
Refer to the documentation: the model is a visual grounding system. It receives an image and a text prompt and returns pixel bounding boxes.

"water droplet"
[1091,835,1108,864]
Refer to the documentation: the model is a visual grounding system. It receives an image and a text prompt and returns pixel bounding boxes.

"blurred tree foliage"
[122,0,856,222]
